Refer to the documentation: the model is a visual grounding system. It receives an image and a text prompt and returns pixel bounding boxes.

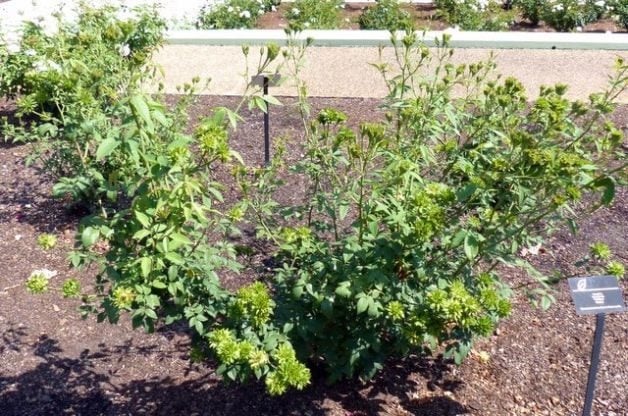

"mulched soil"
[0,96,627,416]
[256,3,626,33]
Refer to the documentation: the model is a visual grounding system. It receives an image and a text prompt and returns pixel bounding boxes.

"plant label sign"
[568,275,625,315]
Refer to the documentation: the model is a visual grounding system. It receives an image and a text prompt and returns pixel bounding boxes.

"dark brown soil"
[0,96,627,416]
[255,3,625,33]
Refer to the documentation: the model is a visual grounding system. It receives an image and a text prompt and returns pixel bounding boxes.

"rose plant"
[197,0,280,29]
[15,26,627,395]
[0,4,165,204]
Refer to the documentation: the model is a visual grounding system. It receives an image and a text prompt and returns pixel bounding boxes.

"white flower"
[116,8,136,21]
[24,49,37,56]
[6,42,20,54]
[594,0,605,7]
[477,0,490,11]
[271,5,276,12]
[258,9,264,16]
[227,6,234,13]
[553,4,564,11]
[118,44,131,57]
[240,10,251,19]
[292,8,300,16]
[29,269,58,280]
[33,59,61,72]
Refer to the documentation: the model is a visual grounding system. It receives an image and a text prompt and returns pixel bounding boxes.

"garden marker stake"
[252,73,281,166]
[567,276,626,416]
[263,75,270,166]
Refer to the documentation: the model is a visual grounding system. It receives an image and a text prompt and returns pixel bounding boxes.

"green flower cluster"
[37,233,57,250]
[265,344,311,395]
[232,282,275,328]
[208,330,310,395]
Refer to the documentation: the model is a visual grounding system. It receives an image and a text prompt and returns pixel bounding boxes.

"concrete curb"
[166,29,628,51]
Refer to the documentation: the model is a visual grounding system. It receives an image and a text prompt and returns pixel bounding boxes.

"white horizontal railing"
[166,29,628,50]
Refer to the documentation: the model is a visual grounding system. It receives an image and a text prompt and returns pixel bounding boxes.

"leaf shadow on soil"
[0,324,469,416]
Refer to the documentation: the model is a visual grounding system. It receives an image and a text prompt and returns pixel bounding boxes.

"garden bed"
[252,2,626,33]
[0,96,627,416]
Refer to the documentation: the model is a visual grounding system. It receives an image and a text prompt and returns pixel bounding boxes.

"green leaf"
[135,211,151,227]
[152,281,167,289]
[81,227,99,248]
[464,233,479,260]
[367,301,381,317]
[251,96,267,113]
[165,252,184,265]
[335,284,352,298]
[357,296,370,314]
[456,184,477,202]
[292,284,304,298]
[593,176,615,206]
[140,257,152,278]
[321,298,333,318]
[144,308,158,320]
[338,203,349,221]
[170,232,192,246]
[96,138,119,160]
[130,95,152,127]
[262,94,282,106]
[132,229,151,240]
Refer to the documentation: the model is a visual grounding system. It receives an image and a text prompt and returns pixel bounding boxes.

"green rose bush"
[6,13,627,396]
[0,4,165,204]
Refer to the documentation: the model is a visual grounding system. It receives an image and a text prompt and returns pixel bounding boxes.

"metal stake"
[582,313,605,416]
[263,75,270,166]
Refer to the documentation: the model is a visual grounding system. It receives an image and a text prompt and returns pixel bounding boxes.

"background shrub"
[0,4,165,204]
[222,35,627,383]
[358,0,414,31]
[513,0,545,24]
[435,0,514,30]
[610,0,628,29]
[13,16,627,395]
[541,0,595,31]
[196,0,279,29]
[286,0,344,29]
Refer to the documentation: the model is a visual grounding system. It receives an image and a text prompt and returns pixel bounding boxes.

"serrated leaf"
[292,284,304,298]
[135,211,151,227]
[357,296,369,314]
[130,95,152,127]
[321,298,333,318]
[165,252,184,265]
[96,138,119,160]
[339,203,349,221]
[81,227,99,248]
[456,184,477,202]
[140,257,152,278]
[132,229,151,240]
[262,94,282,106]
[144,308,158,320]
[335,284,352,298]
[464,233,479,260]
[252,96,267,113]
[170,232,191,246]
[594,176,615,206]
[367,301,381,317]
[152,281,167,289]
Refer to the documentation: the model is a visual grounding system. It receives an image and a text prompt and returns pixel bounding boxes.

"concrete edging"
[165,29,628,51]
